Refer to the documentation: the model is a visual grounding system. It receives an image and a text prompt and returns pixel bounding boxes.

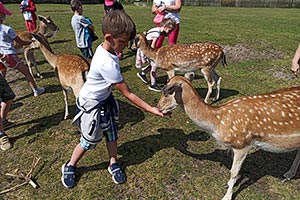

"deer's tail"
[221,53,227,67]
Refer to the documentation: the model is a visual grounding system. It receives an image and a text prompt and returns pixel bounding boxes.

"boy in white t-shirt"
[61,10,166,188]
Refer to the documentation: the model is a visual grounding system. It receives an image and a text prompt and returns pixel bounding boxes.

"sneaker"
[61,161,76,188]
[108,163,125,184]
[148,84,161,92]
[0,135,12,151]
[137,72,148,84]
[33,87,45,97]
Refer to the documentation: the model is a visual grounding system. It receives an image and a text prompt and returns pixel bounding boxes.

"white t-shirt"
[146,27,161,41]
[0,24,17,54]
[153,0,180,24]
[78,44,123,103]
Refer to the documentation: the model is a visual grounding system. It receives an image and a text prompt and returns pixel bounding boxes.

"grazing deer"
[15,15,59,79]
[157,76,300,200]
[137,33,227,103]
[32,33,90,119]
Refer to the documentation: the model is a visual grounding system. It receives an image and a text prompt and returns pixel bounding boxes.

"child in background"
[104,0,124,14]
[291,43,300,75]
[0,2,45,97]
[70,0,95,59]
[136,18,176,92]
[20,0,37,32]
[61,10,165,188]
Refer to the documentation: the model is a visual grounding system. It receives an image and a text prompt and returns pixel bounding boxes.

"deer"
[157,76,300,200]
[32,33,90,120]
[137,33,227,103]
[14,15,59,79]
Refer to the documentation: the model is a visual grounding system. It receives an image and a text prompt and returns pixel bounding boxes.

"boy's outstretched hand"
[151,107,171,117]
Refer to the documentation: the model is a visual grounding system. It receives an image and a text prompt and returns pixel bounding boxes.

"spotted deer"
[32,33,89,119]
[15,15,59,79]
[157,76,300,200]
[137,33,227,103]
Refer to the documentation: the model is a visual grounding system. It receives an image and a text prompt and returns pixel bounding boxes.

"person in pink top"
[151,0,182,48]
[20,0,37,32]
[104,0,124,14]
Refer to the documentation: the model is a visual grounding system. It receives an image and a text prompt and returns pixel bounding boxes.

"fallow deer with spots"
[157,76,300,200]
[15,15,59,79]
[137,33,227,103]
[32,33,90,120]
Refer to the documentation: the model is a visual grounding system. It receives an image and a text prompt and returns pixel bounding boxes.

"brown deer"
[15,15,59,79]
[32,33,89,119]
[137,33,227,103]
[157,76,300,200]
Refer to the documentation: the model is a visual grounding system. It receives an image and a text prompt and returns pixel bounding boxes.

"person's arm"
[14,36,32,46]
[114,80,164,117]
[26,0,37,12]
[291,43,300,73]
[152,1,165,14]
[152,0,182,14]
[150,38,158,49]
[164,0,182,13]
[88,24,95,32]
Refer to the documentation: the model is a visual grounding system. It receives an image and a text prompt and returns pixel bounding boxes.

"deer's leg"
[201,68,214,104]
[62,88,69,120]
[30,51,42,79]
[283,149,300,182]
[23,49,34,78]
[212,69,221,102]
[222,147,249,200]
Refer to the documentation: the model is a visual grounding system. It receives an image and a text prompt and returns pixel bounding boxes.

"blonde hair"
[160,18,176,30]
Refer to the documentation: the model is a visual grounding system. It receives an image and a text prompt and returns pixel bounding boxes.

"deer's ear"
[163,83,181,95]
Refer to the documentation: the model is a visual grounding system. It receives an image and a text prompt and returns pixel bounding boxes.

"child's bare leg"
[1,99,13,121]
[106,140,117,164]
[16,63,37,89]
[68,143,86,166]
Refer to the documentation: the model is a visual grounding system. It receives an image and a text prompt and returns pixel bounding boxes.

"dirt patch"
[223,44,285,63]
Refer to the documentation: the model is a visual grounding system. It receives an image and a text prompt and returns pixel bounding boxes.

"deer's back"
[215,86,300,150]
[156,42,224,70]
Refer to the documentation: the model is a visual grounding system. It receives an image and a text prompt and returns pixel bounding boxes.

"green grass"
[1,3,300,200]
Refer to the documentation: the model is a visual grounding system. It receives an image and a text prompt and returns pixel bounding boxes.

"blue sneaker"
[61,161,76,188]
[108,163,125,184]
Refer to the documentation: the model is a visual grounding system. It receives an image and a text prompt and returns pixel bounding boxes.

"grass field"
[1,3,300,200]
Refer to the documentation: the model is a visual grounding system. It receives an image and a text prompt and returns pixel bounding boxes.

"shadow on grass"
[9,111,65,144]
[230,150,300,200]
[117,127,298,199]
[120,65,133,74]
[118,128,210,167]
[9,98,145,145]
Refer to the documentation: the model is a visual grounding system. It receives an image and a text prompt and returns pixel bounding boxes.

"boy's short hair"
[102,10,136,41]
[70,0,81,12]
